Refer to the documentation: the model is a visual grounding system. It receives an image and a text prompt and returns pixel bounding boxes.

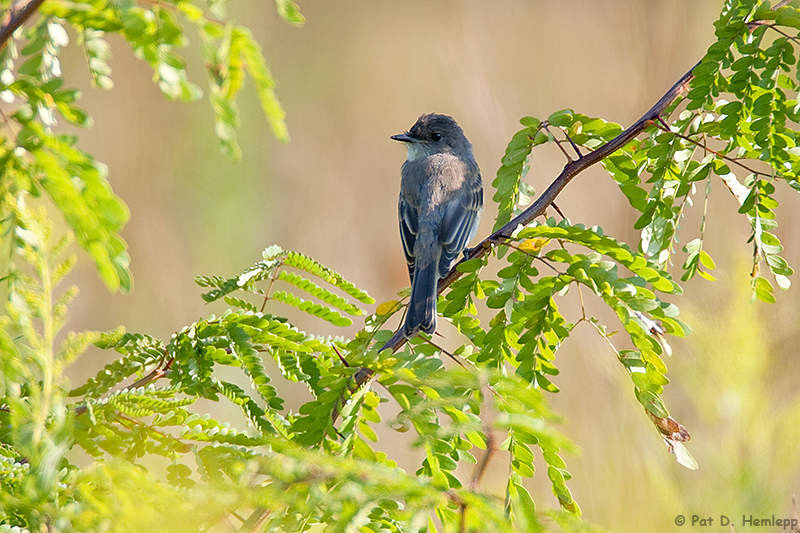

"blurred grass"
[57,1,800,531]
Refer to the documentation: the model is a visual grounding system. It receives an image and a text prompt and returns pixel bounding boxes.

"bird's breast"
[401,152,472,212]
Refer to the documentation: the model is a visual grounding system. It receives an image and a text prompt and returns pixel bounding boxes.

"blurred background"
[56,1,800,531]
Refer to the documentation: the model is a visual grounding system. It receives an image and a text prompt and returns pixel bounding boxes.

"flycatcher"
[392,114,483,338]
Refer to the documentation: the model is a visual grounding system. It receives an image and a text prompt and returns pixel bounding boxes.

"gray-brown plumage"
[392,114,483,338]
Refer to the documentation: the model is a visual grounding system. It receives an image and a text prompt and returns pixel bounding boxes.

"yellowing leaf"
[519,237,550,254]
[376,299,402,316]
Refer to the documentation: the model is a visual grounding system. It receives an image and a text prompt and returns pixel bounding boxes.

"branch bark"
[378,60,699,354]
[0,0,46,52]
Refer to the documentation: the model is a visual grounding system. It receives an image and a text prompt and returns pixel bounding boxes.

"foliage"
[648,270,800,526]
[0,0,297,292]
[2,0,800,532]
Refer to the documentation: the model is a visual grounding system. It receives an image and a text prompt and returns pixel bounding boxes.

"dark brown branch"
[0,0,46,52]
[378,60,700,355]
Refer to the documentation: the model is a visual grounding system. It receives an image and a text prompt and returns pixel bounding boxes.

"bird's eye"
[431,132,442,141]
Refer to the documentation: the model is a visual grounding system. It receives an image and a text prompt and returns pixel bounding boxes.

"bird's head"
[391,114,472,161]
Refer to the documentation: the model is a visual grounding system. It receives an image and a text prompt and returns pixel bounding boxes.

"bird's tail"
[403,261,437,338]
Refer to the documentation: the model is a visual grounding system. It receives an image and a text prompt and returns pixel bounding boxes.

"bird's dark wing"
[438,168,483,278]
[398,194,419,282]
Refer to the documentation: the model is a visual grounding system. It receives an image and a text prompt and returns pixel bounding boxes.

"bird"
[392,113,483,338]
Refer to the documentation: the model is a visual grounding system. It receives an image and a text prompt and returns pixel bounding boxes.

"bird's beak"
[391,132,416,143]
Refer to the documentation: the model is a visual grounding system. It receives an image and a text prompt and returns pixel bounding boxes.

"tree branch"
[239,508,271,533]
[378,60,699,354]
[0,0,46,52]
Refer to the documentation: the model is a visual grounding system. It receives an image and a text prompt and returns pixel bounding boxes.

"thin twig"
[542,122,576,162]
[72,352,174,416]
[652,121,769,178]
[468,430,496,491]
[563,129,584,159]
[550,201,566,220]
[238,508,271,533]
[421,336,469,370]
[114,411,177,441]
[0,0,45,52]
[127,356,175,389]
[762,22,800,47]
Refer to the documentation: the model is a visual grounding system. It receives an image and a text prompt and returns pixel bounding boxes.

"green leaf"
[635,388,669,418]
[283,250,374,304]
[698,250,716,270]
[29,125,131,291]
[239,27,290,143]
[271,291,352,326]
[456,258,484,273]
[274,0,305,26]
[548,109,574,127]
[277,270,365,316]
